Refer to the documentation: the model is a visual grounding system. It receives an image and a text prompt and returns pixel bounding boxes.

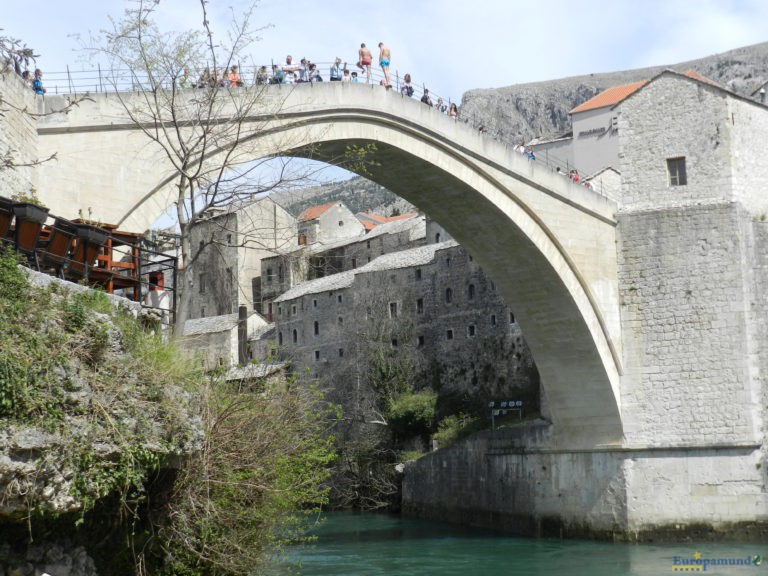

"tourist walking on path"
[378,42,391,88]
[358,43,373,83]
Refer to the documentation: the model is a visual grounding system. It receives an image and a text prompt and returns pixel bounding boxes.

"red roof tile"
[570,80,649,114]
[298,202,336,222]
[682,69,721,88]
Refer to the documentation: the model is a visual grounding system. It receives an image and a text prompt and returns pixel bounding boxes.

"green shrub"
[0,248,28,318]
[387,390,437,437]
[398,450,426,463]
[0,349,27,417]
[432,413,481,448]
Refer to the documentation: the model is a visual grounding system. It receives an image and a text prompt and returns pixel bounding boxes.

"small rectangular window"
[338,294,343,303]
[667,157,687,186]
[199,273,207,294]
[352,258,357,268]
[313,299,317,308]
[339,348,344,357]
[446,329,454,340]
[415,268,422,280]
[417,335,425,347]
[314,350,320,361]
[491,314,497,326]
[468,325,476,337]
[416,298,424,314]
[389,302,398,318]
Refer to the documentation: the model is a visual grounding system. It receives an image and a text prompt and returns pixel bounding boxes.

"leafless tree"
[83,0,356,329]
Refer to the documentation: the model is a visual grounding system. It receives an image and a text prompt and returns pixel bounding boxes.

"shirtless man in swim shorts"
[378,42,391,88]
[358,43,373,83]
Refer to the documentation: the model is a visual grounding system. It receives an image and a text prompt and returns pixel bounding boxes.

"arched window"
[292,329,298,343]
[314,321,319,336]
[468,284,475,299]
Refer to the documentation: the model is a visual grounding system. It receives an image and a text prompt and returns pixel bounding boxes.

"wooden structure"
[0,196,178,323]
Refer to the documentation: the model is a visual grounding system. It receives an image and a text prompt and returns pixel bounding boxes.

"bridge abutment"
[402,424,767,540]
[404,199,768,537]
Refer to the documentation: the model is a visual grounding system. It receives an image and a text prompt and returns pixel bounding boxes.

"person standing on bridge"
[330,58,343,81]
[227,65,242,87]
[32,69,46,95]
[400,73,414,97]
[378,42,391,88]
[357,43,373,83]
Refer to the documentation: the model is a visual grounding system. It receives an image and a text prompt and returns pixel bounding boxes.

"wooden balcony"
[0,196,178,323]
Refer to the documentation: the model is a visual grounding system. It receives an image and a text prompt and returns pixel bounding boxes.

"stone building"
[179,309,272,369]
[260,212,425,320]
[186,196,296,319]
[533,70,723,179]
[273,235,539,415]
[297,201,365,245]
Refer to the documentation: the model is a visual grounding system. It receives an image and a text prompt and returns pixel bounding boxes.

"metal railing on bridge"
[35,65,609,199]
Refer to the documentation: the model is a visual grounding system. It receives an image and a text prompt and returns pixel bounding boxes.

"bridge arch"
[36,83,623,447]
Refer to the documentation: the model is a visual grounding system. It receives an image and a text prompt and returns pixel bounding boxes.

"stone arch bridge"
[35,83,620,449]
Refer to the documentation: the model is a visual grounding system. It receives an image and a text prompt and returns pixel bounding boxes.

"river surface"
[284,511,766,576]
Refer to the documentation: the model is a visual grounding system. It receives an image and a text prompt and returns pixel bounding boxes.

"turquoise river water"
[283,511,767,576]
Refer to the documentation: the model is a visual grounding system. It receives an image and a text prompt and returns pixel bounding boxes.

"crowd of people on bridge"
[18,44,595,188]
[166,41,462,118]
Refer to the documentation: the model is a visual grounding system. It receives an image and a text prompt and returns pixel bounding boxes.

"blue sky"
[2,0,767,103]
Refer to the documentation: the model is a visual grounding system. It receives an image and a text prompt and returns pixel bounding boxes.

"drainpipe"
[237,305,248,366]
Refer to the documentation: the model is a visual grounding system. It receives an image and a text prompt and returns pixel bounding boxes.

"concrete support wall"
[403,425,767,539]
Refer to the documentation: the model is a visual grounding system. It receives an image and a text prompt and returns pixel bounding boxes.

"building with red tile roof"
[298,202,336,223]
[569,80,649,115]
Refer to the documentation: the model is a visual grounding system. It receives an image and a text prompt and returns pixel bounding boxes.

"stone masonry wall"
[187,212,238,319]
[403,426,767,538]
[618,74,731,211]
[617,203,760,445]
[0,71,37,197]
[727,96,768,216]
